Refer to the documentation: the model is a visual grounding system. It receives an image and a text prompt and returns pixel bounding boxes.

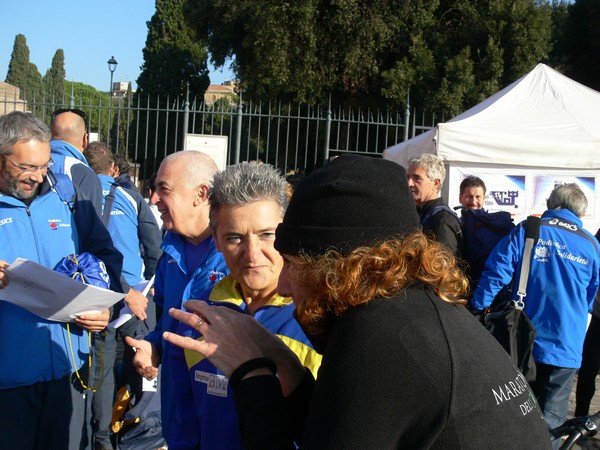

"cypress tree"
[5,34,43,101]
[137,0,209,98]
[44,49,66,102]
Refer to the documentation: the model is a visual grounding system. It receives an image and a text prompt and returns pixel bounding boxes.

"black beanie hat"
[275,154,420,256]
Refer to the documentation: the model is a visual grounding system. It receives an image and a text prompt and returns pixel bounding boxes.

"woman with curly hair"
[164,154,551,449]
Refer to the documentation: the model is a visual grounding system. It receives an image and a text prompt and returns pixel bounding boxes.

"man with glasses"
[0,111,124,450]
[50,108,104,217]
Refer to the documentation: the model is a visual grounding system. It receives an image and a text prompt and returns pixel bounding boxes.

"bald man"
[125,151,229,444]
[50,108,104,216]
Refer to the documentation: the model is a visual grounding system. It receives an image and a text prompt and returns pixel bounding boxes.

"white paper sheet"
[0,258,125,322]
[108,276,155,329]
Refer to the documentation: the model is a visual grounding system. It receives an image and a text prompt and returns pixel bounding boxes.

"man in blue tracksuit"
[125,151,229,444]
[0,111,123,449]
[472,183,600,444]
[50,108,104,217]
[84,142,163,450]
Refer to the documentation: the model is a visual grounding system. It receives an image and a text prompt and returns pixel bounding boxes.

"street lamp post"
[107,56,118,96]
[107,56,118,146]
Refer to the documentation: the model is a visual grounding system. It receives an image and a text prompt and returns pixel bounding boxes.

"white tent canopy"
[383,64,600,169]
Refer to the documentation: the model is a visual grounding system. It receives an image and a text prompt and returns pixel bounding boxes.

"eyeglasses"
[2,155,54,175]
[51,108,88,123]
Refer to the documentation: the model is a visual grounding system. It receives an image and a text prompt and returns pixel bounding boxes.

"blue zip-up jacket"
[97,174,162,287]
[0,172,123,388]
[472,208,600,368]
[167,275,322,450]
[144,231,228,443]
[50,139,104,217]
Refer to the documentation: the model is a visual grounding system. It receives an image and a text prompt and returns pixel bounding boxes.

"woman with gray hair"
[167,161,321,450]
[164,155,550,449]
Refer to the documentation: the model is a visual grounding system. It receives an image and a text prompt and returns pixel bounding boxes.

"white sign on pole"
[184,134,228,171]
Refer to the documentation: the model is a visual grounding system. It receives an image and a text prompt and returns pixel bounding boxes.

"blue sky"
[0,0,235,92]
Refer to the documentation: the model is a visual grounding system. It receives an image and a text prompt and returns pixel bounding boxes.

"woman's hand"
[164,300,306,394]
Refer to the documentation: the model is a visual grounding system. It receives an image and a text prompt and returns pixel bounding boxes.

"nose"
[244,236,262,261]
[30,169,45,183]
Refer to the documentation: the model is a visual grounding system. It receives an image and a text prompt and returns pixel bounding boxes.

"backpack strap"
[516,216,541,308]
[421,205,460,229]
[47,170,76,212]
[102,183,118,227]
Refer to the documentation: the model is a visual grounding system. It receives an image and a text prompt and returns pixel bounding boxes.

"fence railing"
[0,87,441,184]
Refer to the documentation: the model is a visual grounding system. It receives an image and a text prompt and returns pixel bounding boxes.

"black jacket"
[234,287,551,449]
[418,197,463,257]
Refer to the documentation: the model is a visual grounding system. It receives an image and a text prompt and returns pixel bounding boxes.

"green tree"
[547,0,570,73]
[134,0,210,175]
[137,0,209,98]
[5,34,44,101]
[43,49,66,102]
[561,0,600,91]
[186,0,552,115]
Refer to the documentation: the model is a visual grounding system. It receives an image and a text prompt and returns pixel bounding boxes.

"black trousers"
[575,314,600,416]
[0,376,72,450]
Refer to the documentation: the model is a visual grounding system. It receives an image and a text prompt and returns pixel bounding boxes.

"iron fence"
[0,86,441,186]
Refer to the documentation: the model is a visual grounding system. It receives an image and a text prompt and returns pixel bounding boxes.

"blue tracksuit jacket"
[472,208,600,368]
[50,140,104,217]
[97,174,162,288]
[144,232,228,443]
[0,172,123,388]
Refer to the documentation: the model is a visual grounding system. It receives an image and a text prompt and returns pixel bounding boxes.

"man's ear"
[434,178,442,192]
[193,183,209,206]
[82,133,89,150]
[108,162,117,178]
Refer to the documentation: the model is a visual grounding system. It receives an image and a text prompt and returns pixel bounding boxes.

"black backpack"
[459,208,515,286]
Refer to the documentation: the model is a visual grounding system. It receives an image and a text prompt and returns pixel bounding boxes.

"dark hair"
[113,153,131,174]
[145,172,158,195]
[84,141,114,175]
[459,176,486,195]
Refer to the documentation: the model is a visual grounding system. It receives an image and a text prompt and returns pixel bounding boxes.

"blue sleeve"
[470,223,525,311]
[73,182,124,293]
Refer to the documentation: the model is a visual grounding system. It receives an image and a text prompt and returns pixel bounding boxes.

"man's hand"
[124,288,148,320]
[125,336,160,380]
[0,260,9,289]
[75,308,110,332]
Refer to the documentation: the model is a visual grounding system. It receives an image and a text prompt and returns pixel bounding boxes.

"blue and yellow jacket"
[0,172,123,388]
[167,275,322,450]
[144,231,228,442]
